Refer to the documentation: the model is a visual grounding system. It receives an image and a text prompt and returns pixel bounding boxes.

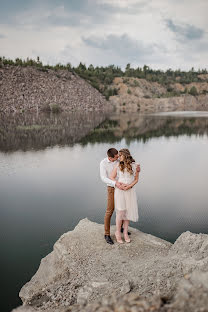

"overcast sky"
[0,0,207,70]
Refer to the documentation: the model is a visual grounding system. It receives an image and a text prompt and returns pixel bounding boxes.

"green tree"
[189,86,198,96]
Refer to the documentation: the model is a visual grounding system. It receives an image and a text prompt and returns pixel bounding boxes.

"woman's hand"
[123,184,132,191]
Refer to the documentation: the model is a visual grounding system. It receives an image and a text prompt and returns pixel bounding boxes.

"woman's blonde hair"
[119,148,135,175]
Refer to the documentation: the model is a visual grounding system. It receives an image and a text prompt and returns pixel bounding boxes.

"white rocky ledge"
[12,218,208,312]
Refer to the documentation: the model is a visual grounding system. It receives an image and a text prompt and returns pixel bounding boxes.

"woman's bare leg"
[123,220,130,242]
[115,214,123,243]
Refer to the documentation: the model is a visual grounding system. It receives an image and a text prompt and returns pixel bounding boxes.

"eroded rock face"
[110,93,208,113]
[109,77,208,112]
[168,231,208,274]
[14,219,208,312]
[0,66,110,113]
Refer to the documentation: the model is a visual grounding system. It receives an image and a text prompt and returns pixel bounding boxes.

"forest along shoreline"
[1,59,208,114]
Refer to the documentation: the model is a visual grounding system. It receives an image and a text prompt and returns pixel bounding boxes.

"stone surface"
[0,65,111,113]
[110,93,208,113]
[12,307,37,312]
[2,66,208,114]
[109,77,208,112]
[165,270,208,312]
[13,218,208,312]
[168,231,208,274]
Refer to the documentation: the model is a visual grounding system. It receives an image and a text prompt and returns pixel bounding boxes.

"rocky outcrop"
[111,93,208,112]
[198,74,208,81]
[112,77,167,98]
[1,67,208,114]
[172,81,208,93]
[13,219,208,312]
[109,77,208,112]
[0,65,111,113]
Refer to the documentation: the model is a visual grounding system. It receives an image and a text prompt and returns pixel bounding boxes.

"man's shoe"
[121,227,131,235]
[104,235,114,245]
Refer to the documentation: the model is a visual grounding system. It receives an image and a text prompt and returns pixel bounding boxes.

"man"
[100,148,140,245]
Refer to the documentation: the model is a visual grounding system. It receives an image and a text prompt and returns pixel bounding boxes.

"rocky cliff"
[109,77,208,112]
[0,66,110,113]
[13,219,208,312]
[1,66,208,114]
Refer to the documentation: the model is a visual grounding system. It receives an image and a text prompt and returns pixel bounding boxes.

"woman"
[110,148,139,243]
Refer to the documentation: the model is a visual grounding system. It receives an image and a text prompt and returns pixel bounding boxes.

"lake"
[1,110,208,311]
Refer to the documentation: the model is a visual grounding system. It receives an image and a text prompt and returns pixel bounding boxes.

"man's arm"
[100,161,116,188]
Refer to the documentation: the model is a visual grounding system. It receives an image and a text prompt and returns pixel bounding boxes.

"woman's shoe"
[115,232,124,244]
[124,233,131,243]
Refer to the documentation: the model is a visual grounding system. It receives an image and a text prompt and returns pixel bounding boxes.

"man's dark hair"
[107,148,118,158]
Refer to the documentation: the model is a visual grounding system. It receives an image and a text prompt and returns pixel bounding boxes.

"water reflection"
[1,111,208,152]
[1,110,208,312]
[0,110,108,152]
[80,111,208,144]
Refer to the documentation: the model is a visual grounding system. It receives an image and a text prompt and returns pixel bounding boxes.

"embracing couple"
[100,148,140,245]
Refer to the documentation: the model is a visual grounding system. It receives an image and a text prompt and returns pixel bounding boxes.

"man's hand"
[136,164,141,173]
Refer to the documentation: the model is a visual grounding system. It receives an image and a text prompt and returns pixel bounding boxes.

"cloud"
[59,34,160,69]
[98,0,149,14]
[0,0,134,28]
[0,0,41,24]
[165,19,205,42]
[0,0,207,70]
[82,33,162,64]
[0,0,150,29]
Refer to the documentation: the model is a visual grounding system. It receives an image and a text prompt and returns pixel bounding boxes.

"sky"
[0,0,207,70]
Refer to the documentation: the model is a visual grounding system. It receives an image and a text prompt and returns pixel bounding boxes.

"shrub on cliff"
[41,103,62,113]
[104,88,119,100]
[50,104,62,113]
[189,86,198,96]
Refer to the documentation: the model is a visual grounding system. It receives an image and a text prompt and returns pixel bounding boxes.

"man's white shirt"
[100,157,118,188]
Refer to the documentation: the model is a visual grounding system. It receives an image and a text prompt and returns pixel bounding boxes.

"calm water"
[1,110,208,311]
